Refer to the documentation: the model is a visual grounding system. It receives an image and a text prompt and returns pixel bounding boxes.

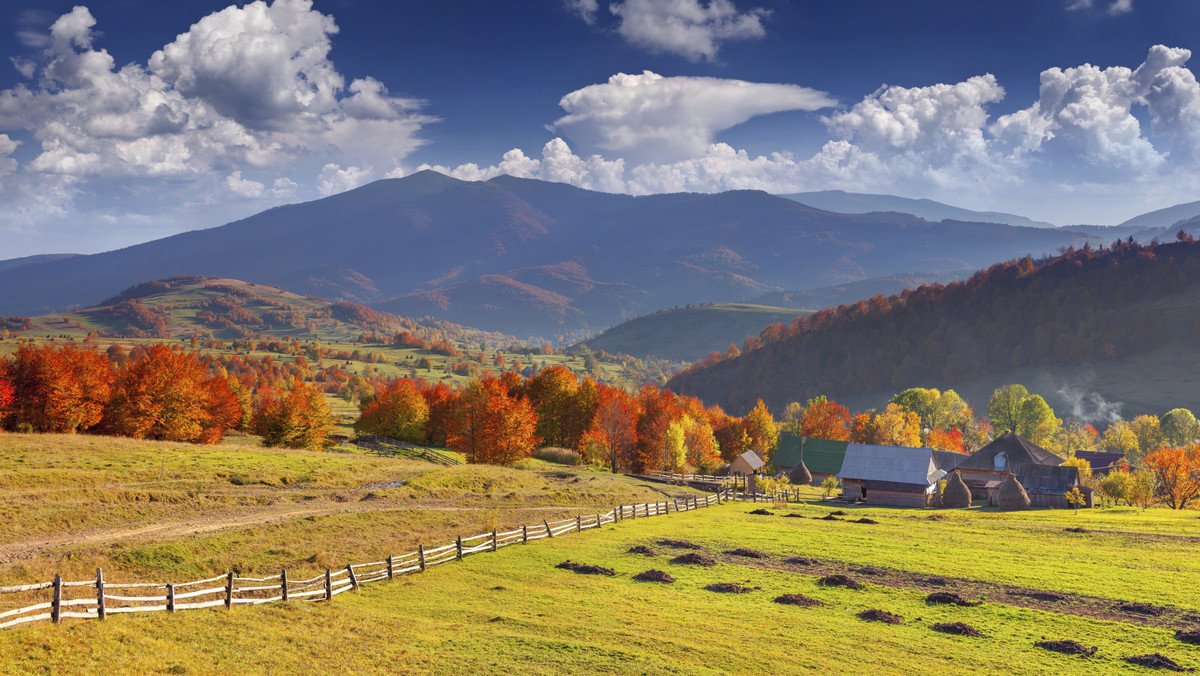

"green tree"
[1101,420,1140,459]
[1160,408,1199,448]
[986,384,1029,434]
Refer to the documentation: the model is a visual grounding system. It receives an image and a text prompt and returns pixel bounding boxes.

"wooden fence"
[645,470,733,483]
[0,489,731,631]
[352,434,461,466]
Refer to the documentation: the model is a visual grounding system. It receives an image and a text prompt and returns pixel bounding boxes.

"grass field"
[1,435,1199,674]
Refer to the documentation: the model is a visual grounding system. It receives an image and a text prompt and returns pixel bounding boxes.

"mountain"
[667,239,1200,420]
[778,190,1056,229]
[1117,199,1200,230]
[748,270,974,310]
[0,171,1101,337]
[0,253,79,273]
[579,303,809,363]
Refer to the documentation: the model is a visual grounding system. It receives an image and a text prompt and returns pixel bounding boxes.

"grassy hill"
[581,303,810,363]
[1,434,1197,673]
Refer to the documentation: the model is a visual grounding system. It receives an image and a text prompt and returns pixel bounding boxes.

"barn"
[728,449,765,477]
[837,443,946,507]
[954,432,1064,499]
[771,435,849,484]
[985,464,1093,509]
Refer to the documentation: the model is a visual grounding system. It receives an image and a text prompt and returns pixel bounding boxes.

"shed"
[985,464,1091,509]
[1075,451,1125,477]
[771,435,848,483]
[954,432,1064,499]
[931,450,967,473]
[729,450,765,477]
[836,443,947,508]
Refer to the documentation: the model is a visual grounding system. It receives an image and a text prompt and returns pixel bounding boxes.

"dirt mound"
[627,545,656,555]
[923,576,952,586]
[658,539,702,550]
[784,557,817,566]
[1176,630,1200,645]
[1035,640,1097,656]
[1065,527,1089,533]
[748,509,774,515]
[783,513,806,518]
[927,514,947,521]
[926,592,981,607]
[1010,590,1067,602]
[633,569,674,583]
[857,609,902,624]
[830,510,848,516]
[555,561,615,576]
[818,575,863,590]
[819,514,842,521]
[856,567,886,576]
[725,548,767,558]
[1183,614,1200,623]
[932,622,986,637]
[1118,602,1164,616]
[671,553,716,566]
[854,518,879,524]
[705,583,754,594]
[1124,654,1194,671]
[774,594,823,607]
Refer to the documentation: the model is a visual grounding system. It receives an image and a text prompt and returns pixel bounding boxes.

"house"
[771,435,849,484]
[1075,450,1125,476]
[836,443,947,507]
[985,464,1092,509]
[953,432,1064,499]
[729,449,765,477]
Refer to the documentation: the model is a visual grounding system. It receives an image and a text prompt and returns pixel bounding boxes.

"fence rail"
[353,434,462,466]
[644,470,733,483]
[0,488,731,630]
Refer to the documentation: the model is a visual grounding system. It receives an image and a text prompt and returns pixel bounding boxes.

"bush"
[535,447,582,465]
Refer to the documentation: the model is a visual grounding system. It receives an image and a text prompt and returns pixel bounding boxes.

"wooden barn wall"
[864,489,930,508]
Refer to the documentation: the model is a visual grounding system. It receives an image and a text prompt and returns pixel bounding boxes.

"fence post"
[492,528,498,552]
[576,516,582,532]
[674,498,679,512]
[347,565,359,592]
[456,536,463,560]
[419,544,427,571]
[52,574,62,624]
[386,556,394,581]
[225,572,234,609]
[324,569,332,601]
[167,584,175,613]
[544,519,554,538]
[522,526,528,544]
[630,504,635,519]
[282,568,289,601]
[596,513,601,529]
[96,568,106,621]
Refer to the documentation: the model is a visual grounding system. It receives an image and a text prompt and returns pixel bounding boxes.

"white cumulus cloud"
[608,0,769,61]
[316,163,372,196]
[552,71,835,162]
[564,0,601,24]
[225,171,265,198]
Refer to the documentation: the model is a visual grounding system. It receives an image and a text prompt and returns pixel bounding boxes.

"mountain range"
[0,172,1108,337]
[777,190,1058,229]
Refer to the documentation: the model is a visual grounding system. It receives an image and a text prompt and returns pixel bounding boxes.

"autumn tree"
[1101,420,1140,459]
[742,399,779,463]
[857,403,921,447]
[580,386,638,472]
[1143,444,1200,509]
[354,378,428,443]
[524,366,597,449]
[633,384,681,474]
[1128,415,1163,458]
[799,397,851,441]
[447,376,538,465]
[1160,408,1199,448]
[419,381,459,448]
[987,385,1061,449]
[925,427,965,453]
[0,377,12,424]
[252,379,336,450]
[2,343,112,433]
[986,384,1028,435]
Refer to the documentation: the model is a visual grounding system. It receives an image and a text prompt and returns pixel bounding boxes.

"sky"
[3,0,1200,258]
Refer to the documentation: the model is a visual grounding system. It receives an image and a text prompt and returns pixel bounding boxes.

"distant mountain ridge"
[778,190,1057,229]
[0,171,1102,337]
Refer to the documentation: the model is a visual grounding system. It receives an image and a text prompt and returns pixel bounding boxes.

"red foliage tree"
[2,344,112,433]
[1144,444,1200,509]
[633,384,681,474]
[799,399,851,441]
[419,381,459,448]
[447,376,538,465]
[580,386,639,472]
[355,378,428,443]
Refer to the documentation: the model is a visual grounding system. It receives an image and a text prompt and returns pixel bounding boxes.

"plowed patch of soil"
[819,514,842,521]
[932,622,985,637]
[1035,640,1097,656]
[926,592,981,607]
[783,513,806,518]
[1176,630,1200,645]
[748,508,774,515]
[1065,527,1089,533]
[1010,590,1067,602]
[857,609,902,624]
[1124,654,1194,671]
[658,539,701,550]
[725,548,767,558]
[784,557,816,566]
[1183,614,1200,623]
[555,561,615,576]
[927,514,947,521]
[856,567,887,576]
[774,594,823,607]
[830,510,848,516]
[1118,602,1164,616]
[854,518,879,524]
[706,583,753,594]
[627,545,656,555]
[633,569,674,583]
[671,553,716,566]
[923,577,952,586]
[818,574,863,590]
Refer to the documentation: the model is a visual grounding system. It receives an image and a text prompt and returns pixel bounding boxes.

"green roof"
[772,435,848,476]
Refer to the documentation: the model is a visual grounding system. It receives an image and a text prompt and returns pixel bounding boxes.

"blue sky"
[2,0,1200,257]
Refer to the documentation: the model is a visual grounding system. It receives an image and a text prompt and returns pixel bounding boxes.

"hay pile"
[997,473,1031,511]
[788,460,812,486]
[942,471,971,508]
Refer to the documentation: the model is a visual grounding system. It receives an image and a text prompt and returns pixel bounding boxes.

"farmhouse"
[771,435,849,484]
[836,443,947,507]
[728,449,765,477]
[1075,450,1125,476]
[953,432,1064,499]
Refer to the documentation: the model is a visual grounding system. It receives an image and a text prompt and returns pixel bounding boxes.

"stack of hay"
[788,459,813,486]
[997,473,1031,510]
[942,470,971,508]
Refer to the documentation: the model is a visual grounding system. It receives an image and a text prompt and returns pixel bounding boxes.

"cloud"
[225,171,265,198]
[564,0,600,24]
[316,163,372,196]
[1066,0,1133,15]
[552,71,835,162]
[0,134,18,174]
[608,0,769,61]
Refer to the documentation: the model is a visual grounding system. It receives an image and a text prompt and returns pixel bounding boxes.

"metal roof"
[1014,463,1080,495]
[772,435,848,476]
[955,432,1064,471]
[733,449,764,471]
[837,443,946,486]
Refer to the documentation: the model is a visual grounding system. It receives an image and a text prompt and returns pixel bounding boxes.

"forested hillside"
[668,236,1200,415]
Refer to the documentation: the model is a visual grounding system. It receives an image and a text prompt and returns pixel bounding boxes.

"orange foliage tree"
[251,379,335,450]
[355,378,429,443]
[1143,444,1200,509]
[579,386,639,472]
[632,384,681,474]
[2,343,112,433]
[741,398,778,463]
[104,344,242,444]
[799,398,851,441]
[925,428,966,453]
[448,376,538,465]
[524,365,598,449]
[419,381,459,448]
[0,377,12,423]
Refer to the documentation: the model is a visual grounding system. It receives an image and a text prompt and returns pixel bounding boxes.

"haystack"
[788,459,813,485]
[942,471,971,508]
[996,473,1031,511]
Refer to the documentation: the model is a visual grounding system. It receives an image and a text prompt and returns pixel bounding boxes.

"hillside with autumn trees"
[668,235,1200,417]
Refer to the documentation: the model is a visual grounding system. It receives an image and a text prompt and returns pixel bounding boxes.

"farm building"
[729,450,765,477]
[932,449,968,473]
[771,435,849,484]
[953,432,1064,499]
[985,464,1093,509]
[837,443,947,507]
[1075,450,1126,476]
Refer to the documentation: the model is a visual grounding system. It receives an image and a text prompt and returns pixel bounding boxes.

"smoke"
[1055,381,1124,425]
